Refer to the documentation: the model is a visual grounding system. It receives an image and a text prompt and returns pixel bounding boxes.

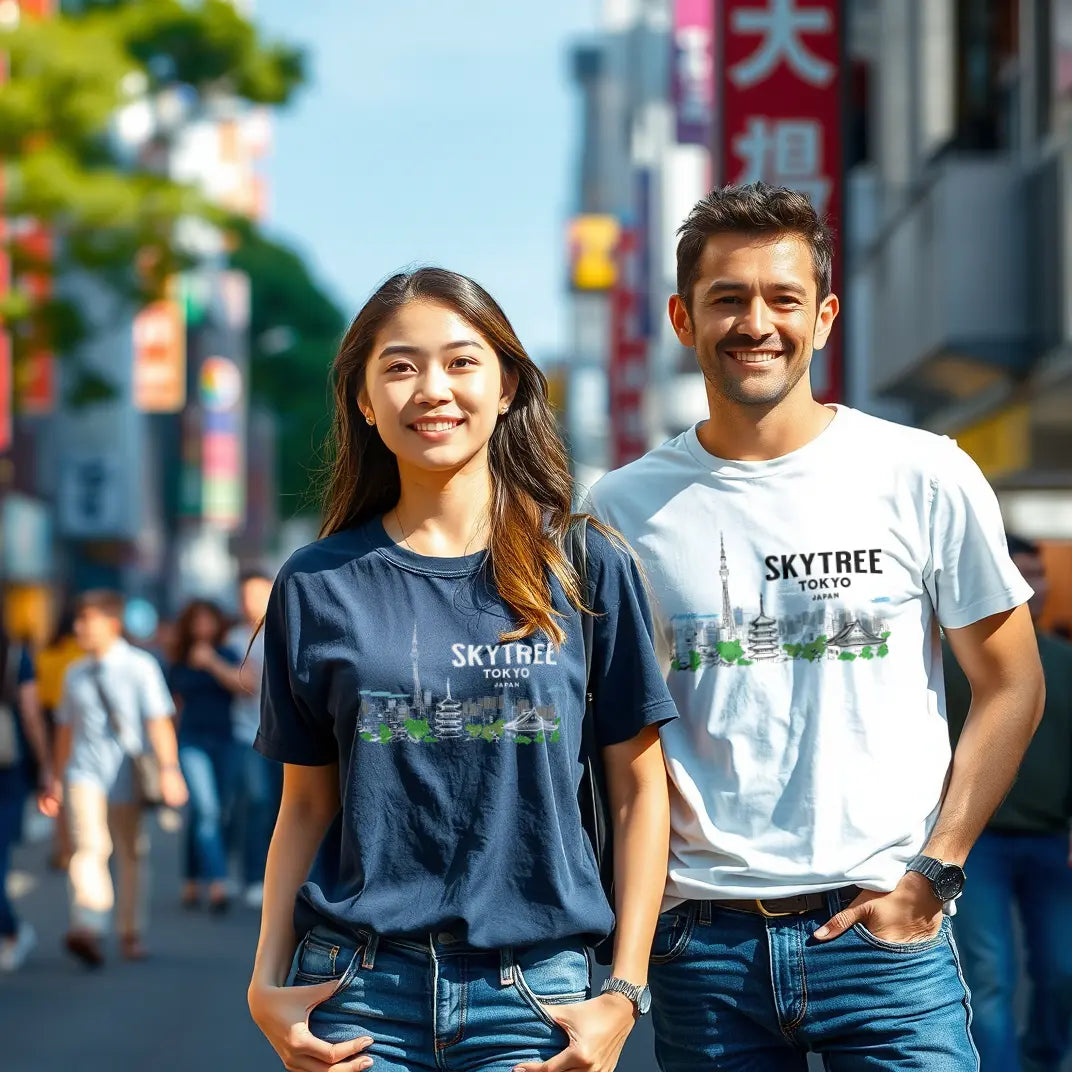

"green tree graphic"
[466,725,484,739]
[481,720,506,743]
[405,718,431,742]
[378,724,393,744]
[670,657,681,671]
[877,643,889,658]
[881,631,891,640]
[783,642,802,659]
[716,639,744,665]
[737,658,754,667]
[689,650,702,671]
[859,646,874,660]
[534,732,546,744]
[839,651,857,661]
[802,636,828,662]
[359,731,374,742]
[516,735,532,745]
[550,729,561,743]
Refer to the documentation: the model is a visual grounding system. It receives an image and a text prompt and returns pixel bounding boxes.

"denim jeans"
[0,792,25,937]
[287,926,591,1071]
[178,737,234,882]
[953,831,1072,1072]
[650,890,979,1070]
[226,744,281,885]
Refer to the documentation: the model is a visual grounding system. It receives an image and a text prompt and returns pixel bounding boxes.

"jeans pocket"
[512,943,590,1030]
[649,906,695,965]
[851,916,949,954]
[292,931,364,986]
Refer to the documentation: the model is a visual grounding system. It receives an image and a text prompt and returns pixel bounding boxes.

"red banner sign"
[719,0,843,402]
[608,230,648,468]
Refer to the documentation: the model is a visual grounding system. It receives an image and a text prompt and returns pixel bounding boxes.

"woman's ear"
[500,365,520,413]
[357,387,375,427]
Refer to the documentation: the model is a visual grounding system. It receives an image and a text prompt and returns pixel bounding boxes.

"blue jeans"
[953,831,1072,1072]
[226,744,281,885]
[178,738,234,882]
[0,791,25,937]
[650,891,979,1070]
[287,926,591,1071]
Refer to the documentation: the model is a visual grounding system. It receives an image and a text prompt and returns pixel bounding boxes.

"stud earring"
[499,405,509,416]
[365,414,375,426]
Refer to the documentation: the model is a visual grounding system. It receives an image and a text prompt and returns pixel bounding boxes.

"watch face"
[935,864,966,901]
[637,988,652,1015]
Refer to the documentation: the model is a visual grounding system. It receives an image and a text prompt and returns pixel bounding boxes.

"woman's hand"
[248,978,374,1072]
[513,991,636,1072]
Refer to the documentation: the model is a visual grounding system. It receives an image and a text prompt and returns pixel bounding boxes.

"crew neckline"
[683,404,850,480]
[372,518,489,577]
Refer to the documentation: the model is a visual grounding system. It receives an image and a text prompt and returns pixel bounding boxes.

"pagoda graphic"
[433,680,464,739]
[747,594,781,660]
[719,534,737,640]
[829,619,884,650]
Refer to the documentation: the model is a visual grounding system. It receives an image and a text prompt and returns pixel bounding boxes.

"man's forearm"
[53,723,72,780]
[926,678,1044,865]
[145,715,180,767]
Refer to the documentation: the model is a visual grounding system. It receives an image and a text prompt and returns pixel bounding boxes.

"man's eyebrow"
[377,339,486,359]
[702,280,809,297]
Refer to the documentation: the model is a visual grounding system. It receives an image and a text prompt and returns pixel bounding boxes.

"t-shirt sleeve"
[54,665,78,727]
[925,443,1034,630]
[586,527,678,748]
[16,647,34,686]
[255,569,337,766]
[138,655,177,721]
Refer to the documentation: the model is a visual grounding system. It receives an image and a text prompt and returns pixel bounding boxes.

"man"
[588,182,1045,1069]
[945,535,1072,1072]
[50,590,187,966]
[225,569,280,909]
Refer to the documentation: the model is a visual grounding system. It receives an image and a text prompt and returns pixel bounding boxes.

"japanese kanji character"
[730,0,835,87]
[732,118,831,214]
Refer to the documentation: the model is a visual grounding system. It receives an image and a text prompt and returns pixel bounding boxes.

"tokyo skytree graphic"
[411,623,424,715]
[719,534,737,639]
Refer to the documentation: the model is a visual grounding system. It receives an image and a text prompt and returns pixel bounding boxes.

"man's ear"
[668,293,695,347]
[813,293,839,351]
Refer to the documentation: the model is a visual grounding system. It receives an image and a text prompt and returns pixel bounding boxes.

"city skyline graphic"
[357,623,561,745]
[671,534,892,671]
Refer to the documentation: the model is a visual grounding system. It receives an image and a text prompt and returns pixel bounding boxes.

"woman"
[248,268,676,1072]
[168,599,242,911]
[0,631,52,971]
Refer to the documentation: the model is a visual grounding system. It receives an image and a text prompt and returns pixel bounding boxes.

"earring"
[365,414,375,426]
[499,405,509,416]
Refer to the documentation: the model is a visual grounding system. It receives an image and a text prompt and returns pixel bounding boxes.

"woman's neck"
[386,463,493,558]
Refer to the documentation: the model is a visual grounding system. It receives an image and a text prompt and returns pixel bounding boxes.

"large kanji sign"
[719,0,844,402]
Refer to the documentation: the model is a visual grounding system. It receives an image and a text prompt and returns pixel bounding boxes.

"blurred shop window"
[954,0,1020,151]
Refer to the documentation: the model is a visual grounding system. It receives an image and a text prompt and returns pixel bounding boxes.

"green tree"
[838,651,857,661]
[802,635,828,662]
[716,639,744,665]
[859,646,874,660]
[0,1,304,392]
[689,650,702,671]
[378,724,393,744]
[404,718,431,742]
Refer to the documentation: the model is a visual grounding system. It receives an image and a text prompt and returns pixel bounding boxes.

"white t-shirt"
[588,405,1032,906]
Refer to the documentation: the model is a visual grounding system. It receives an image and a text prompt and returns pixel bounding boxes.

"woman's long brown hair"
[321,267,584,645]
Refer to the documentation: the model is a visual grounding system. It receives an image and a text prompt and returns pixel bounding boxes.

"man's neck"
[697,388,836,462]
[90,636,121,661]
[390,461,493,558]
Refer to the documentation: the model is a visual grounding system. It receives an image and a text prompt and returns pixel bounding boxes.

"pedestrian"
[225,569,281,909]
[587,181,1045,1070]
[35,605,83,871]
[0,628,53,972]
[52,590,188,966]
[247,268,676,1072]
[945,534,1072,1072]
[168,598,243,912]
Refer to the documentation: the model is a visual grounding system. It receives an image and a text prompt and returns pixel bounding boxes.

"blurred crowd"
[0,571,279,972]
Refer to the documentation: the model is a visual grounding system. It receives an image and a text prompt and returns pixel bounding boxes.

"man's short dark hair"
[676,181,834,309]
[74,589,125,622]
[1006,533,1040,558]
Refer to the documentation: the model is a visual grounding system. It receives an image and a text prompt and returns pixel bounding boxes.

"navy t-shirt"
[0,648,37,799]
[169,647,238,742]
[256,517,677,949]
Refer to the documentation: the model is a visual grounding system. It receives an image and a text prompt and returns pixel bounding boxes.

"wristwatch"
[906,854,966,903]
[600,976,652,1016]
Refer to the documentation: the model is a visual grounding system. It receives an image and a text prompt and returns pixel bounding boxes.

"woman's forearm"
[251,784,338,989]
[605,728,671,986]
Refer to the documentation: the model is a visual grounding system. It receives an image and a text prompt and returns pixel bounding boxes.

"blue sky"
[254,0,599,359]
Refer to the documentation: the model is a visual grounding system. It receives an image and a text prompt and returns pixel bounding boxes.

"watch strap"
[600,976,649,1014]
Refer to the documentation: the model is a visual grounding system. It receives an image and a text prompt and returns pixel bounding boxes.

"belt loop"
[697,899,712,926]
[360,932,379,970]
[500,946,515,987]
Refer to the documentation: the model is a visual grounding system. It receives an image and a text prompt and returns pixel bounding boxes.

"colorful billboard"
[718,0,844,402]
[133,291,186,413]
[608,229,648,468]
[673,0,715,145]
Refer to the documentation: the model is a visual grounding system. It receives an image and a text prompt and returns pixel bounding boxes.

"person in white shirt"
[588,181,1045,1070]
[225,569,280,909]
